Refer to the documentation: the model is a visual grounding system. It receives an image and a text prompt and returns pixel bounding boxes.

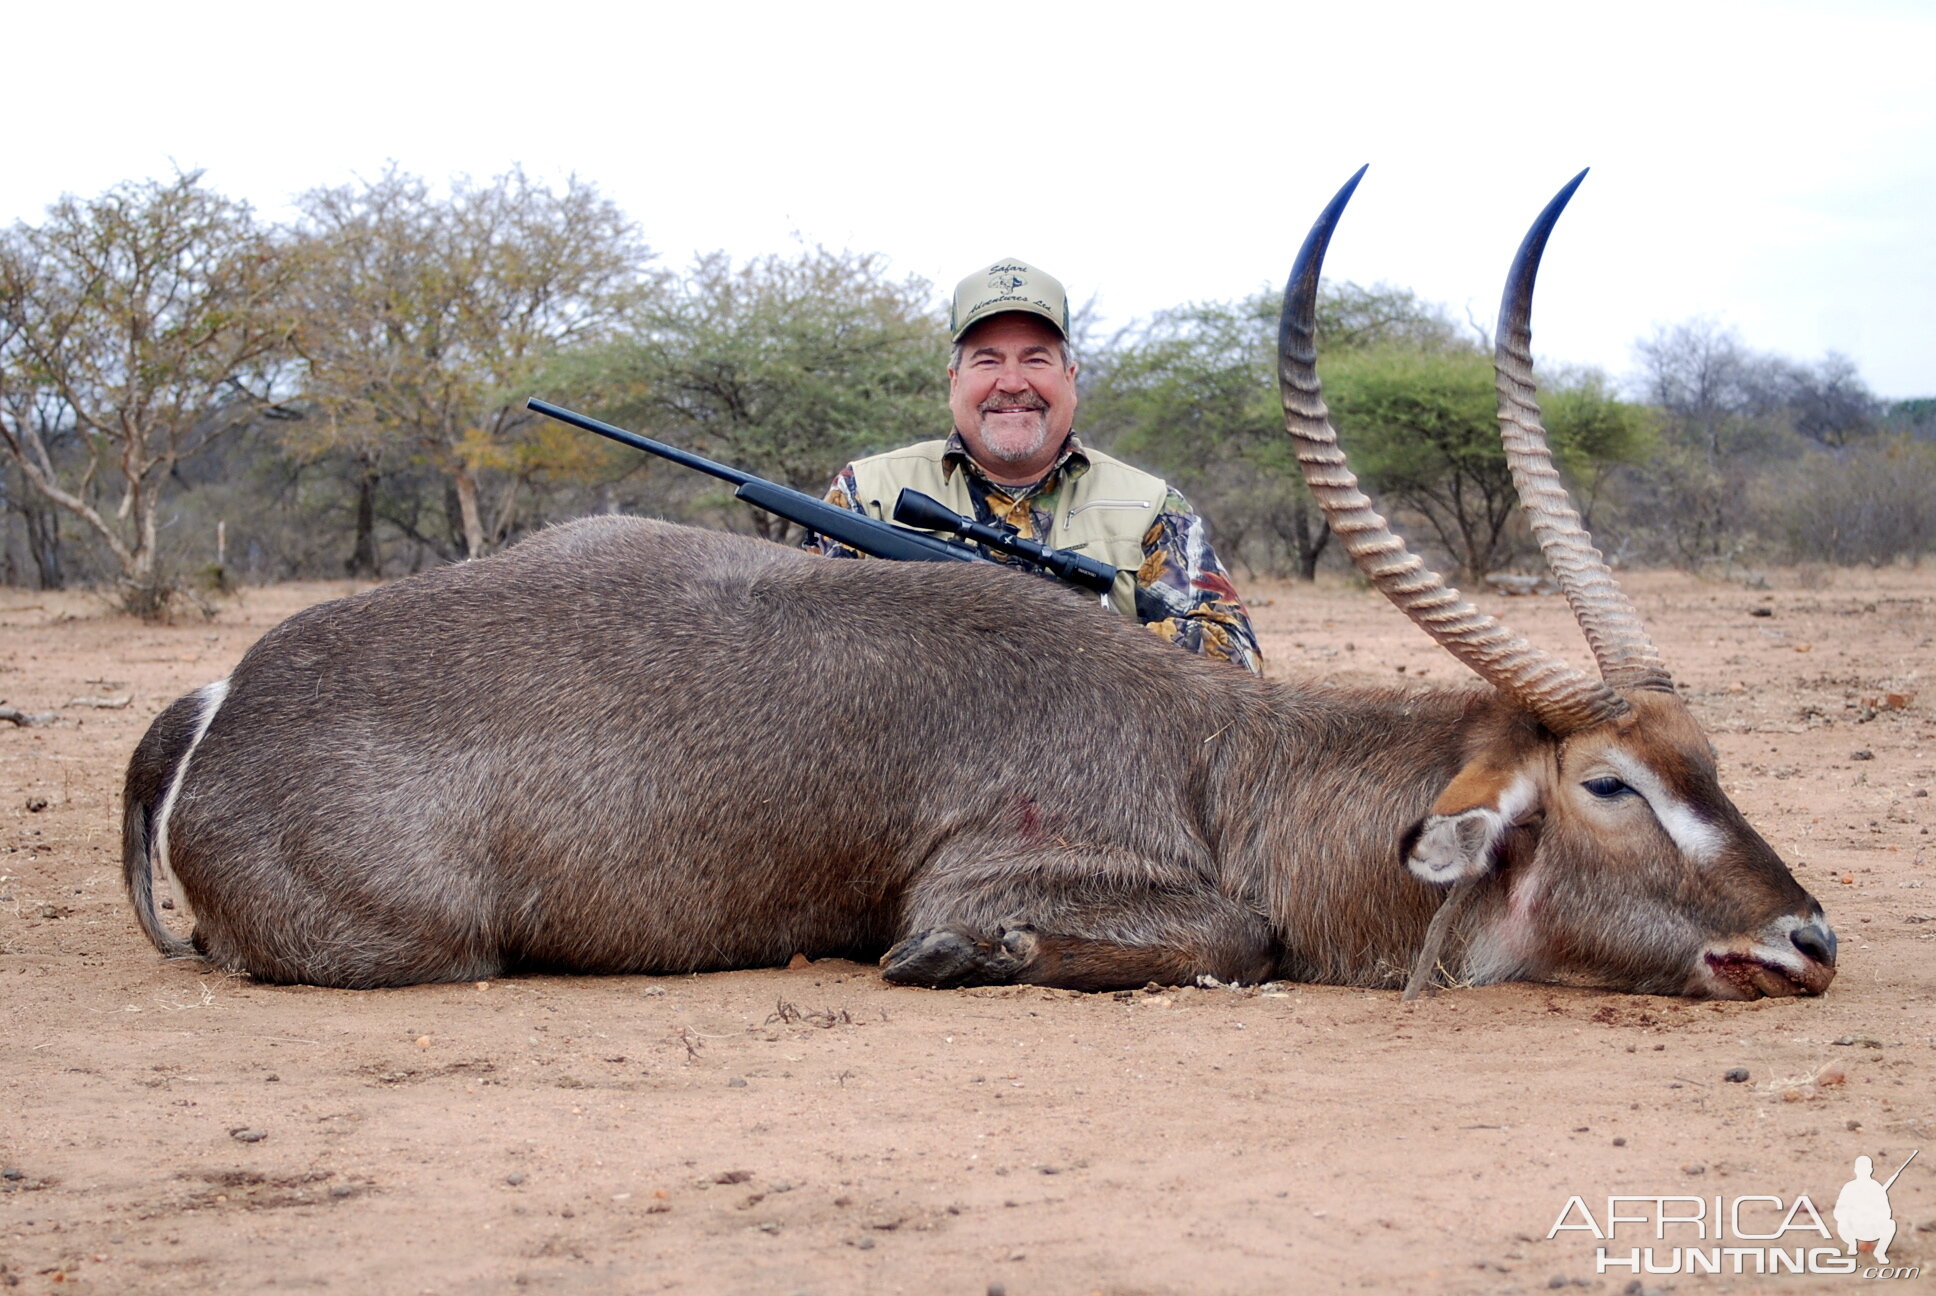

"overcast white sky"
[8,1,1932,397]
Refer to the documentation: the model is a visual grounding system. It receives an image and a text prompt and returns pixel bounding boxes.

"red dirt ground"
[1,564,1930,1294]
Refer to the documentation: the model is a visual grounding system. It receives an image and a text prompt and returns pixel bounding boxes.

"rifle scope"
[892,489,1118,597]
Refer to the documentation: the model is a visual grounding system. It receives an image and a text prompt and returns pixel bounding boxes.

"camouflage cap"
[949,257,1069,342]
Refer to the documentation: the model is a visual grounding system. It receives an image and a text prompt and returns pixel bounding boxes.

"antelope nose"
[1791,920,1836,967]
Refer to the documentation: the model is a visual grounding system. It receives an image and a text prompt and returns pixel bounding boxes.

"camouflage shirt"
[801,433,1261,673]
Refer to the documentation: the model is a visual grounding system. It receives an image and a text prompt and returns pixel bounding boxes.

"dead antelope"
[122,171,1835,1000]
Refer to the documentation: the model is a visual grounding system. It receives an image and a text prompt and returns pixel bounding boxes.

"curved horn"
[1494,171,1673,693]
[1277,168,1627,735]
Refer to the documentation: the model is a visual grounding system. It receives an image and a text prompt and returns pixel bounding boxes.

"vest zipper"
[1065,498,1152,523]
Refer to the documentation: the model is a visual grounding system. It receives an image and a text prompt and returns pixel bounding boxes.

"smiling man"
[802,257,1260,672]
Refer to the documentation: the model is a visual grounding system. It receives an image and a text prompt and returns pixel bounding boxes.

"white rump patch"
[1603,751,1726,863]
[151,678,230,911]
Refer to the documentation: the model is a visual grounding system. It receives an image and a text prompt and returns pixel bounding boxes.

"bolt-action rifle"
[527,398,1120,606]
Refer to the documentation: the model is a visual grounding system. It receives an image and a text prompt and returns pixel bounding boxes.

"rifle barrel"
[527,398,754,488]
[526,398,986,567]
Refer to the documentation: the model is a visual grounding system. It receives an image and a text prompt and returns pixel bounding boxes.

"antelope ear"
[1404,767,1541,885]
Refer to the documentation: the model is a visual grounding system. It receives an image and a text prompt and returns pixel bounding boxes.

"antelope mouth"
[1698,948,1835,1000]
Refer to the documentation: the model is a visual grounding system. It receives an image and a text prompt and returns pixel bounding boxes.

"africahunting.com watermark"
[1548,1151,1919,1279]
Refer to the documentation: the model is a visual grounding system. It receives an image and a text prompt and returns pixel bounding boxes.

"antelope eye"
[1583,776,1632,799]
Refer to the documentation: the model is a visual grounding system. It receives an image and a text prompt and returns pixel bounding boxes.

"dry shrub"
[1768,438,1936,566]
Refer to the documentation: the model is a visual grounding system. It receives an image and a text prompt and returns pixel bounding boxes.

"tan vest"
[847,440,1167,617]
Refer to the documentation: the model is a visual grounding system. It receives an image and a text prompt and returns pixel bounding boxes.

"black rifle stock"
[527,398,1122,602]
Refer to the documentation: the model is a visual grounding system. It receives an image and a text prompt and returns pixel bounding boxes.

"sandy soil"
[1,562,1931,1295]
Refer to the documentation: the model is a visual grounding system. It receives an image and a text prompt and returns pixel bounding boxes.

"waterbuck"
[121,171,1836,1000]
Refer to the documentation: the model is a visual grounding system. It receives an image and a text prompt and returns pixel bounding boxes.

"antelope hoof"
[994,922,1041,964]
[1406,809,1507,885]
[880,925,1027,988]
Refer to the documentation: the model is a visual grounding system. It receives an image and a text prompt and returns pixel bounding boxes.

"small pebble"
[727,1077,748,1088]
[506,1172,526,1186]
[1724,1067,1749,1083]
[987,1285,1006,1296]
[1611,1138,1626,1147]
[229,1128,267,1143]
[1682,1163,1707,1175]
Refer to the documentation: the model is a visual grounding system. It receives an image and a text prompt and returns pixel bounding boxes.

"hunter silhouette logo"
[1836,1151,1914,1266]
[1548,1148,1921,1278]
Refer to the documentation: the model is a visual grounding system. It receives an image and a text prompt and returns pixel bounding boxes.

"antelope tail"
[121,680,228,959]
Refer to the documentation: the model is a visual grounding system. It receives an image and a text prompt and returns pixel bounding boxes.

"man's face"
[948,313,1078,484]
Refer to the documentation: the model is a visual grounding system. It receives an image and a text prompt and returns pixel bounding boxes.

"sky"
[7,0,1932,398]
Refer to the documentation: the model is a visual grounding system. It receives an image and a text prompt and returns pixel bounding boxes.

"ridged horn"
[1495,170,1674,693]
[1277,168,1627,735]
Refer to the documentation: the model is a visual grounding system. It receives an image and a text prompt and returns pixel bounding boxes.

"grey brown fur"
[123,515,1828,997]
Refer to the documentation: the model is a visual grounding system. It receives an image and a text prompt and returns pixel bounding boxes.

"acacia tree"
[1081,294,1320,577]
[1624,320,1883,567]
[1759,352,1877,449]
[0,399,73,588]
[0,174,297,613]
[1322,346,1517,580]
[1082,284,1467,579]
[1324,346,1650,582]
[1086,281,1648,583]
[290,168,652,564]
[578,247,948,542]
[1530,368,1655,535]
